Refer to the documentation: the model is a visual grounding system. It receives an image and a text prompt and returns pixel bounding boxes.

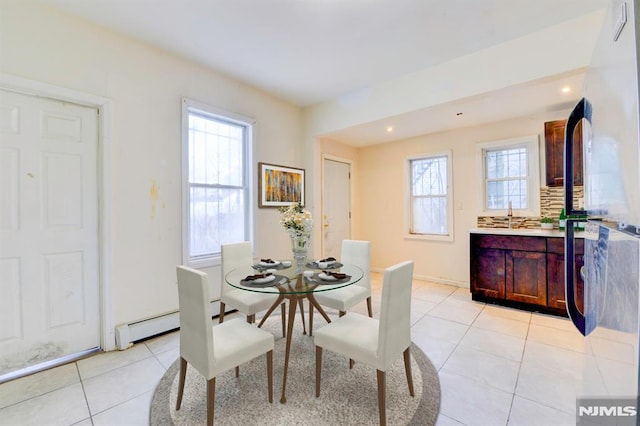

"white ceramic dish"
[259,260,281,267]
[316,260,335,268]
[318,272,337,281]
[251,275,276,284]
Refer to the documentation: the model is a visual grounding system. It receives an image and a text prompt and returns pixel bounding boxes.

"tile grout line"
[502,310,533,425]
[75,362,95,425]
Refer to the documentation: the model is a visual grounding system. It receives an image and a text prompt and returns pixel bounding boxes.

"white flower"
[279,202,313,235]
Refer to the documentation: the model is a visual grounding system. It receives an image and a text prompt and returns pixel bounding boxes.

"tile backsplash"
[477,186,584,229]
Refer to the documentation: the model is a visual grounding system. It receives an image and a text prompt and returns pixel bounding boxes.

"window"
[407,151,453,240]
[182,99,253,267]
[477,135,540,215]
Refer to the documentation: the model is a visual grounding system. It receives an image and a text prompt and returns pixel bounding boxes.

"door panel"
[470,247,506,299]
[506,251,547,304]
[0,89,99,376]
[322,159,351,258]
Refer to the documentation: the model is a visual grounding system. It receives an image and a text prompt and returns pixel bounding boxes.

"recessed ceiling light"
[386,126,393,132]
[561,86,571,94]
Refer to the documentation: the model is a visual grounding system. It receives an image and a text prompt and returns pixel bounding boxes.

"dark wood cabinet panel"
[547,250,584,312]
[470,247,506,299]
[470,233,585,316]
[506,251,547,305]
[472,234,546,252]
[545,119,583,187]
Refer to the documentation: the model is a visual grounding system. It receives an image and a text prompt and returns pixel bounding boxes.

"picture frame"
[258,162,305,208]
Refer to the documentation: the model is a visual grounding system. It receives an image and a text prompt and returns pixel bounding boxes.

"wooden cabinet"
[544,119,583,187]
[470,247,506,299]
[546,238,584,312]
[506,250,547,305]
[470,233,584,316]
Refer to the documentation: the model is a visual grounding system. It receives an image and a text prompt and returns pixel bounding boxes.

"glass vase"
[289,231,311,274]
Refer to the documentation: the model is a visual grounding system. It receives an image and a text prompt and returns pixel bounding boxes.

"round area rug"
[150,313,440,425]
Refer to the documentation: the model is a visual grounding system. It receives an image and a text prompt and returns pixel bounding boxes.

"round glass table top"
[225,262,363,295]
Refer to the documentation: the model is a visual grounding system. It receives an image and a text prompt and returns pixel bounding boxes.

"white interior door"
[322,158,351,258]
[0,89,100,376]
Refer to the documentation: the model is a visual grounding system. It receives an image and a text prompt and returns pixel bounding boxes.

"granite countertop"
[469,228,569,238]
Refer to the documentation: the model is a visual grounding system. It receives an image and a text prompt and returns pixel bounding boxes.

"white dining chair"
[218,241,286,336]
[175,266,274,426]
[313,260,414,426]
[308,239,372,336]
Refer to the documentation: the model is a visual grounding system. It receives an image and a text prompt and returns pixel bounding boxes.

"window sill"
[187,256,221,269]
[404,233,454,242]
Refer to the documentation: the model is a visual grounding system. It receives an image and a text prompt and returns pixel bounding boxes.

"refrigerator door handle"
[564,98,591,336]
[564,97,589,217]
[564,221,587,335]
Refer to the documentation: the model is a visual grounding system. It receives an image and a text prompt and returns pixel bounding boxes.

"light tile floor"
[0,272,589,425]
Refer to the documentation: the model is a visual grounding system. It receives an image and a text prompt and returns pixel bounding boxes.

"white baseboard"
[370,267,468,288]
[114,300,224,350]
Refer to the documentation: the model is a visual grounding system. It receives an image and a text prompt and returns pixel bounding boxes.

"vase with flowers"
[279,202,313,273]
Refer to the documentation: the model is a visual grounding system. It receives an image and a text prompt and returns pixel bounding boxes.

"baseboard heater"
[115,300,228,350]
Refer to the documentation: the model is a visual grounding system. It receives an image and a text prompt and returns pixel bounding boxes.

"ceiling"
[33,0,607,145]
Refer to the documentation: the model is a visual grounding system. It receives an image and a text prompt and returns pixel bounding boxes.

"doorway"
[0,88,101,378]
[322,157,351,259]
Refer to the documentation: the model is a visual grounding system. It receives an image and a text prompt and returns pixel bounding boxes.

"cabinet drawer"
[547,237,584,254]
[472,234,546,252]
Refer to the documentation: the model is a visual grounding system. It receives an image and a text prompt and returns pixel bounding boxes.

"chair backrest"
[176,266,215,378]
[341,239,371,290]
[377,260,414,370]
[220,241,253,295]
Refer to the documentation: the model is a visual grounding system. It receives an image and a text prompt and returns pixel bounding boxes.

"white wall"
[352,110,571,286]
[0,3,303,330]
[303,10,603,140]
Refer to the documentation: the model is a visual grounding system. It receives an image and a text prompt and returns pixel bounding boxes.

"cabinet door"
[544,119,583,187]
[506,251,547,305]
[547,252,585,312]
[470,248,506,299]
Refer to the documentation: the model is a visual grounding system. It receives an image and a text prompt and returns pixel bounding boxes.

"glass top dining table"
[224,261,363,403]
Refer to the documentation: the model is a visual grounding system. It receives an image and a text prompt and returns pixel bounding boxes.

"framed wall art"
[258,162,305,207]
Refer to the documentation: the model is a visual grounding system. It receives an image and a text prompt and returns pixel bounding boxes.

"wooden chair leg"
[206,377,216,426]
[315,346,322,397]
[218,302,226,323]
[403,347,415,397]
[339,311,346,317]
[376,370,387,426]
[349,358,355,369]
[309,303,315,336]
[298,298,307,335]
[235,366,239,377]
[175,357,187,410]
[267,350,273,403]
[366,296,373,317]
[280,303,286,338]
[247,314,255,324]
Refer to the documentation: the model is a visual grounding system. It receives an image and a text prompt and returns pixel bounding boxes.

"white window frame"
[476,135,540,217]
[404,150,454,242]
[181,98,254,268]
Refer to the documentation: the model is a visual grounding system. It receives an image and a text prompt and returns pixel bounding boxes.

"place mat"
[252,261,291,271]
[240,274,287,288]
[305,261,343,269]
[307,272,351,285]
